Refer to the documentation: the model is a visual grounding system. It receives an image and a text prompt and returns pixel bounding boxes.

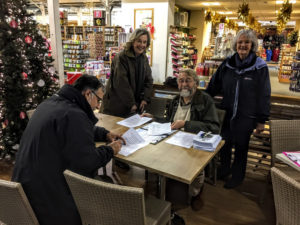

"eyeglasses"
[91,90,102,104]
[178,78,194,84]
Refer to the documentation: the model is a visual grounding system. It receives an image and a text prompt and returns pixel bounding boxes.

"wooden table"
[95,113,224,199]
[276,153,300,172]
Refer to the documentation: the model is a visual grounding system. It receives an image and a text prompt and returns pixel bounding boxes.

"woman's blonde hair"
[125,28,151,51]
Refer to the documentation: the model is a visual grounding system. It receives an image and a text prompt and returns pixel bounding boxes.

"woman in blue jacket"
[206,29,271,189]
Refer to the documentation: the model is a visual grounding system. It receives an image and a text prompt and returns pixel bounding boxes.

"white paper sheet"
[165,131,196,149]
[118,128,148,156]
[117,114,152,128]
[122,128,144,145]
[147,122,171,136]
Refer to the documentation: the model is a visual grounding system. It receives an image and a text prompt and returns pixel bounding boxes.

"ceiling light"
[201,2,221,6]
[276,0,296,3]
[218,11,233,15]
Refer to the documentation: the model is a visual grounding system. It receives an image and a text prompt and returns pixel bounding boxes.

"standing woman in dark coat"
[206,29,271,189]
[101,28,153,117]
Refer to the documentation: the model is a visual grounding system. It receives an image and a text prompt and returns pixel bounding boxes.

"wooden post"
[47,0,64,87]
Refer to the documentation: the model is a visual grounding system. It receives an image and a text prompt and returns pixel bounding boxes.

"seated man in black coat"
[12,75,124,225]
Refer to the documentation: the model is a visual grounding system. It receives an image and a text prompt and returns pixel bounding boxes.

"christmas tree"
[0,0,59,159]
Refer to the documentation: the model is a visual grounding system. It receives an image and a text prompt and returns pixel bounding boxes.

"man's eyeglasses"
[91,90,102,104]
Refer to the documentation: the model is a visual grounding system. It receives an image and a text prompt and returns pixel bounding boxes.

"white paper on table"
[118,128,149,156]
[117,114,152,128]
[122,128,145,145]
[165,131,196,149]
[147,122,171,136]
[119,142,149,156]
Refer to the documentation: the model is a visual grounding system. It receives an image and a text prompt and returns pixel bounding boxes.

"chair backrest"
[270,120,300,166]
[216,108,226,134]
[0,179,39,225]
[146,97,169,119]
[63,170,147,225]
[271,167,300,225]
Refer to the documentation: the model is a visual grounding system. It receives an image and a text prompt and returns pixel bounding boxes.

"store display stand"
[278,45,295,83]
[169,25,197,77]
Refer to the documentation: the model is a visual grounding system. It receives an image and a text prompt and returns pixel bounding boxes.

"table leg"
[158,175,166,200]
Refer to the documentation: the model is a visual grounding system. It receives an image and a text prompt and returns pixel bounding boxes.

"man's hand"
[171,120,185,130]
[106,132,126,144]
[131,104,137,113]
[141,112,153,118]
[255,123,265,134]
[108,140,122,155]
[139,100,147,112]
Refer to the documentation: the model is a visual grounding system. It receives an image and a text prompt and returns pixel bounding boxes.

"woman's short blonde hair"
[179,69,199,86]
[232,29,258,53]
[125,28,151,51]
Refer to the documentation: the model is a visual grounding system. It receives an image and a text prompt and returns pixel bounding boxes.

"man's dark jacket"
[165,89,220,134]
[12,85,114,225]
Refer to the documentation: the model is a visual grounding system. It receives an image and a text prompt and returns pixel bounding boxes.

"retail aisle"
[269,66,300,97]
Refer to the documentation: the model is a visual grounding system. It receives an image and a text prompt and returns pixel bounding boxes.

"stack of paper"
[283,151,300,167]
[147,122,171,136]
[118,128,148,156]
[193,131,222,152]
[136,122,176,145]
[117,114,152,128]
[165,131,196,148]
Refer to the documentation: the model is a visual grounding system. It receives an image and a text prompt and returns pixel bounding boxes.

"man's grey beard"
[180,89,193,97]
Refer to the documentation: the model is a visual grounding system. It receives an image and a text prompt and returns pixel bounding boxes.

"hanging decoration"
[204,10,238,31]
[288,30,298,46]
[25,35,32,44]
[37,79,45,87]
[204,10,212,23]
[237,2,250,23]
[19,111,26,119]
[9,20,18,28]
[22,72,28,79]
[277,0,293,33]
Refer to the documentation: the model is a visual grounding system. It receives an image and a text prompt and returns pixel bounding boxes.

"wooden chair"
[0,179,39,225]
[271,167,300,225]
[270,119,300,167]
[64,170,171,225]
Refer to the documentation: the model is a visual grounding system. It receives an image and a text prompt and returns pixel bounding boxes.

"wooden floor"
[0,159,276,225]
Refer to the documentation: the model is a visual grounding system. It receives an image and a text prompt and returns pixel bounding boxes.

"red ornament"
[22,72,28,79]
[25,36,32,44]
[20,111,26,119]
[9,20,18,28]
[4,119,9,127]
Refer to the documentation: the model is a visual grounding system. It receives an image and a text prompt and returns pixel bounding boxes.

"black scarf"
[57,84,98,125]
[234,51,256,69]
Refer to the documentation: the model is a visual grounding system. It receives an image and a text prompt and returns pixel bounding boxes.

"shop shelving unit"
[169,25,198,77]
[61,25,123,72]
[289,52,300,92]
[278,46,295,83]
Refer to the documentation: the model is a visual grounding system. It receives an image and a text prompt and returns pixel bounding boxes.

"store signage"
[93,10,105,18]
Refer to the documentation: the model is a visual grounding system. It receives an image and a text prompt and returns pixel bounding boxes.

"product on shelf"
[289,50,300,92]
[278,44,295,83]
[61,25,123,73]
[169,26,198,77]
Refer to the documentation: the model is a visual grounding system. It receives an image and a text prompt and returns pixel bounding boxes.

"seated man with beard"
[143,68,220,211]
